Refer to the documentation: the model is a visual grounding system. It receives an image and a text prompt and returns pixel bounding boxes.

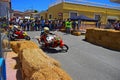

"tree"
[34,10,38,13]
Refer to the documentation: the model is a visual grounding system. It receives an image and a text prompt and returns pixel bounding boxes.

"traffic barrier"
[0,58,6,80]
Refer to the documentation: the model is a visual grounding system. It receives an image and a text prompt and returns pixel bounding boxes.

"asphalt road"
[28,31,120,80]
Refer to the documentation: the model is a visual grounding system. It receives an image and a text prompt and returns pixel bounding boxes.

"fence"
[0,28,11,80]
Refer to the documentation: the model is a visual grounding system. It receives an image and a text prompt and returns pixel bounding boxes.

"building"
[40,0,120,25]
[0,0,11,18]
[12,10,40,20]
[110,0,120,3]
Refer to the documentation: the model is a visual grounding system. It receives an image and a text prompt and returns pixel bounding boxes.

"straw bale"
[29,66,72,80]
[10,41,72,80]
[21,49,60,78]
[60,28,66,32]
[2,39,9,49]
[72,31,81,36]
[17,41,39,52]
[10,41,19,53]
[10,40,39,53]
[85,28,120,51]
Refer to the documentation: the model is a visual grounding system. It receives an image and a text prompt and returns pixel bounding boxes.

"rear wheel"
[10,36,15,41]
[61,44,69,52]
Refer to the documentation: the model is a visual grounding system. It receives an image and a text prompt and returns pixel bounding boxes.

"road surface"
[28,31,120,80]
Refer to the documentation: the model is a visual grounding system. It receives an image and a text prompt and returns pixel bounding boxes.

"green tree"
[34,10,38,13]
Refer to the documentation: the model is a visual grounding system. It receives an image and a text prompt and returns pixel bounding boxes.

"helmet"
[44,27,49,34]
[44,27,49,31]
[13,25,18,28]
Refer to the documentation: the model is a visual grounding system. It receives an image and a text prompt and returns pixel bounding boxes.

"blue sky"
[11,0,120,12]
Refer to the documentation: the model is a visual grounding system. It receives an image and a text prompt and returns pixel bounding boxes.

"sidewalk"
[5,51,22,80]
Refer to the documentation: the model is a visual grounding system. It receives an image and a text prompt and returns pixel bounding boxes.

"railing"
[49,0,120,10]
[0,28,11,80]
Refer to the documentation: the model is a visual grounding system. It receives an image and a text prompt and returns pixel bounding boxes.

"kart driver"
[38,27,55,46]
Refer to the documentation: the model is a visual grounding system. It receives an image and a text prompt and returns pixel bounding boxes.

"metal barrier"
[0,29,11,80]
[0,58,6,80]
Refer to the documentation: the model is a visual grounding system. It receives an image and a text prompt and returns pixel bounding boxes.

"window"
[49,14,52,19]
[69,12,77,18]
[95,14,101,21]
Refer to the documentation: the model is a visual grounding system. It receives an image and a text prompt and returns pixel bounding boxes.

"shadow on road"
[40,47,67,54]
[12,57,22,80]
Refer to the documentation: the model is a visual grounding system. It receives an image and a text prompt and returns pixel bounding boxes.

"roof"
[49,0,120,10]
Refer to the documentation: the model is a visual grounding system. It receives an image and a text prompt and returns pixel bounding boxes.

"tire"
[39,39,46,48]
[9,35,15,41]
[61,44,69,52]
[25,36,31,40]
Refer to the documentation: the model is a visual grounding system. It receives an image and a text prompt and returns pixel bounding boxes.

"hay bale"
[10,41,39,53]
[21,49,72,80]
[85,28,120,51]
[10,41,19,53]
[21,49,59,78]
[2,39,9,49]
[72,31,81,36]
[29,66,72,80]
[10,40,72,80]
[60,28,66,32]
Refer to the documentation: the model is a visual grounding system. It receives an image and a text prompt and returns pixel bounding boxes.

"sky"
[11,0,120,12]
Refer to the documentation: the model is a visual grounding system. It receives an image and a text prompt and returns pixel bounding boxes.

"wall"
[48,3,63,19]
[43,2,120,25]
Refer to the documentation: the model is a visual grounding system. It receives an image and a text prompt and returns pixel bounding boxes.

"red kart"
[8,30,31,41]
[37,33,69,52]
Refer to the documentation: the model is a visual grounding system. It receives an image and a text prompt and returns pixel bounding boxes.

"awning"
[107,16,119,20]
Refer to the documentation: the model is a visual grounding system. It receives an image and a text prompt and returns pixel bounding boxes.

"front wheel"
[25,36,31,40]
[61,44,69,52]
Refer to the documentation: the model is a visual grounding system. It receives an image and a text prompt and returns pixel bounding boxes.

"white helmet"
[14,25,18,28]
[44,27,49,31]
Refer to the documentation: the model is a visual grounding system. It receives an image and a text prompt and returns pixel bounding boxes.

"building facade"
[40,0,120,25]
[0,0,11,18]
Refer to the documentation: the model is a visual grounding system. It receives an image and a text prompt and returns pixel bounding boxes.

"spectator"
[72,20,77,31]
[114,20,120,30]
[65,18,72,34]
[96,21,101,28]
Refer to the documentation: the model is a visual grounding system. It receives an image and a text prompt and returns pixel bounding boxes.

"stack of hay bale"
[59,28,66,33]
[71,30,81,36]
[10,41,72,80]
[85,28,120,51]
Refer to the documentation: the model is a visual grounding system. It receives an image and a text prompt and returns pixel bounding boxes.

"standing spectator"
[34,21,38,31]
[31,21,35,31]
[114,20,120,30]
[96,21,101,28]
[65,19,72,34]
[40,19,45,30]
[26,20,30,31]
[72,20,77,31]
[77,20,81,31]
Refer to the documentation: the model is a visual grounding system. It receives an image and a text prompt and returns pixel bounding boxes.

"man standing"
[65,19,72,34]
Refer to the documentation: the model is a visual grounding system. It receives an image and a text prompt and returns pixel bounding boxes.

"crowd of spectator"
[9,17,81,33]
[105,20,120,30]
[0,17,120,33]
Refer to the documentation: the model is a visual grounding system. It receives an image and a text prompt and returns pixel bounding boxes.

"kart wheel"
[39,40,45,48]
[9,35,15,41]
[61,44,69,52]
[25,36,31,40]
